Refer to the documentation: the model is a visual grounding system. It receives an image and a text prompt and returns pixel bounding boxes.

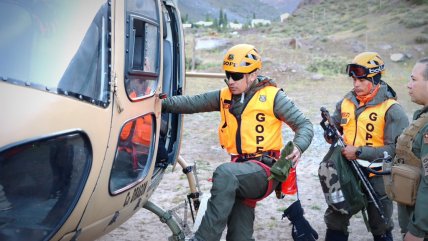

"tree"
[219,8,224,27]
[216,8,229,31]
[205,14,211,22]
[181,14,189,23]
[223,13,228,28]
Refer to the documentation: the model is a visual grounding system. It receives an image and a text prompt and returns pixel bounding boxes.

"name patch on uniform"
[423,157,428,176]
[259,95,266,102]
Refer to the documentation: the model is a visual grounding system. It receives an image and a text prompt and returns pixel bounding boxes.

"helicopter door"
[70,0,165,239]
[158,0,185,168]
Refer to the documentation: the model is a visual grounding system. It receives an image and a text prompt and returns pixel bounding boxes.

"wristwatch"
[355,147,362,158]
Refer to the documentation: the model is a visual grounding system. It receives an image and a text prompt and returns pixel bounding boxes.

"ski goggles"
[346,64,384,78]
[225,71,245,81]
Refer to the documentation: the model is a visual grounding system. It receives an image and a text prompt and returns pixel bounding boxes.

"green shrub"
[196,62,218,70]
[408,0,428,4]
[352,24,367,32]
[307,56,348,76]
[401,18,428,28]
[415,35,428,44]
[185,57,202,70]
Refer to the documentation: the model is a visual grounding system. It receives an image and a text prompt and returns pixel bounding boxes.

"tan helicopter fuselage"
[0,0,185,240]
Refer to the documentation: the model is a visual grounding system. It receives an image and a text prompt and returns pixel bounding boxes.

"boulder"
[311,73,324,81]
[390,53,406,62]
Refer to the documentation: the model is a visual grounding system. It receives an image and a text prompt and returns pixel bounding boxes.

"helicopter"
[0,0,216,240]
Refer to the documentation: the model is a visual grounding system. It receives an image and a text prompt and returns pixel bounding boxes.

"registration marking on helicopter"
[123,182,148,207]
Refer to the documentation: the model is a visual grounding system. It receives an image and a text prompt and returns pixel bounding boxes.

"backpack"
[318,145,367,215]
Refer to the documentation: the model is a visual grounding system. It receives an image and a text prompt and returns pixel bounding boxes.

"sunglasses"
[346,64,384,78]
[225,71,245,81]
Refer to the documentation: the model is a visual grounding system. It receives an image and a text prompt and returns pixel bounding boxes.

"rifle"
[320,107,387,224]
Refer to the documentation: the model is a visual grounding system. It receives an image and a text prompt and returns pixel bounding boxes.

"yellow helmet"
[346,52,385,79]
[222,44,262,74]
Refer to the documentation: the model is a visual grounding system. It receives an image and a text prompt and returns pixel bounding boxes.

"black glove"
[283,200,318,241]
[323,125,337,144]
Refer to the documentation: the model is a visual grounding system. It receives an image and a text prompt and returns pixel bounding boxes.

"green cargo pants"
[195,161,273,241]
[398,204,428,240]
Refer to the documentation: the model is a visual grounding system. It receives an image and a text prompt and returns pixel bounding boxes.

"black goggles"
[225,71,245,81]
[346,64,384,78]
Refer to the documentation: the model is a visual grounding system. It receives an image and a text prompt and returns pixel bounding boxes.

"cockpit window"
[125,0,160,101]
[0,0,110,107]
[110,114,155,194]
[0,131,92,241]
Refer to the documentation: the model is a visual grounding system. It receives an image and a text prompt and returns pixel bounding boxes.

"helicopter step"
[143,155,208,240]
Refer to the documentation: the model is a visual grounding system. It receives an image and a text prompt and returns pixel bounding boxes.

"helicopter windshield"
[0,0,109,107]
[0,131,92,241]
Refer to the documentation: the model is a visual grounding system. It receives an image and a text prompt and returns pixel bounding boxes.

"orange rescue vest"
[341,98,396,147]
[218,86,283,155]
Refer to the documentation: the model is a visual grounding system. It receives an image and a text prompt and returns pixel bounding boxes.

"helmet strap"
[244,72,257,93]
[371,74,381,85]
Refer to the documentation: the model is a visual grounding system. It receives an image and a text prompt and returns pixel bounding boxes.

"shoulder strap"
[395,113,428,166]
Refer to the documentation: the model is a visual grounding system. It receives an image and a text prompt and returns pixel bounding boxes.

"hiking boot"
[373,231,393,241]
[325,229,348,241]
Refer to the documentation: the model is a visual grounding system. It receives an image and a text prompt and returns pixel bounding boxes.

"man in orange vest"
[163,44,316,241]
[322,52,409,241]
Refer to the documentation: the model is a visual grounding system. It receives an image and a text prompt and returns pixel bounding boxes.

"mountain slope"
[259,0,302,13]
[177,0,301,22]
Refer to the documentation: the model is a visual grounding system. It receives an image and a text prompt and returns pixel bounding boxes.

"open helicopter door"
[158,0,186,169]
[64,0,185,240]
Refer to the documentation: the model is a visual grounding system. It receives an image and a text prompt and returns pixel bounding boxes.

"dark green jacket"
[162,76,314,153]
[405,106,428,237]
[331,82,409,161]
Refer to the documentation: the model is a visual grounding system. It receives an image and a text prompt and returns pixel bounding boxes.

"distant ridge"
[176,0,302,23]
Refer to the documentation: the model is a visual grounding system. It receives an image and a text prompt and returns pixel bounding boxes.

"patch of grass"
[401,18,428,28]
[310,205,322,211]
[196,62,219,70]
[409,0,428,4]
[415,35,428,44]
[194,160,211,171]
[352,23,367,33]
[307,56,348,76]
[400,10,428,28]
[185,57,202,70]
[277,207,286,212]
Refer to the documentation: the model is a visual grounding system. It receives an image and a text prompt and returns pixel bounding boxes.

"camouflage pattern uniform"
[397,106,428,240]
[162,76,313,241]
[324,83,409,239]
